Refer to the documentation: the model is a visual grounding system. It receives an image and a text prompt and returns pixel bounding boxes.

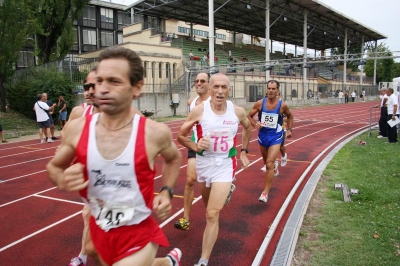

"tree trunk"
[0,75,7,113]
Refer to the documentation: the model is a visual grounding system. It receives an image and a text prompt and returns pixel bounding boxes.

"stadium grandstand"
[14,0,389,117]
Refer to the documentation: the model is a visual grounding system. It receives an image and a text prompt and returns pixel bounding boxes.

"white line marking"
[0,170,46,183]
[0,187,56,208]
[0,211,82,252]
[0,156,53,169]
[33,194,85,206]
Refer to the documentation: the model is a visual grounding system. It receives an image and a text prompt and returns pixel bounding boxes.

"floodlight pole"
[373,40,377,85]
[265,0,270,82]
[209,0,215,68]
[343,28,348,92]
[360,36,364,90]
[303,10,308,98]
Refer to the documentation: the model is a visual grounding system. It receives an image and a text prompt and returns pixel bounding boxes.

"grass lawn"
[0,109,38,139]
[293,132,400,265]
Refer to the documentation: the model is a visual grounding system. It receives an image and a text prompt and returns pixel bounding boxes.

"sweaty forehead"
[86,71,97,83]
[97,58,129,79]
[196,73,208,81]
[211,75,230,86]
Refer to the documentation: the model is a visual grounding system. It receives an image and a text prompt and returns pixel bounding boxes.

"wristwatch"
[241,148,249,154]
[288,128,293,132]
[159,186,174,199]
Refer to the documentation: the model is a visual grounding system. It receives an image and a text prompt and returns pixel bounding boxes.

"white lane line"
[0,170,46,183]
[0,187,56,208]
[0,211,82,253]
[0,147,55,159]
[33,195,85,206]
[0,156,53,169]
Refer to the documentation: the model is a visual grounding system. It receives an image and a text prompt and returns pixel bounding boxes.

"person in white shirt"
[338,90,344,104]
[386,88,399,143]
[189,50,194,60]
[351,91,356,102]
[362,89,366,102]
[33,94,54,143]
[377,88,389,138]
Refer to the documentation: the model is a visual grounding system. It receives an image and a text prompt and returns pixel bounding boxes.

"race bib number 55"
[261,112,278,128]
[90,197,135,231]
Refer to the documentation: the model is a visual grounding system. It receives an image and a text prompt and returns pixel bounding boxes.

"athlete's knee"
[205,208,221,222]
[266,160,275,170]
[82,205,91,220]
[186,174,197,186]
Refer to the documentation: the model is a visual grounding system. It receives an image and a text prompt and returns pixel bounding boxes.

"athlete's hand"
[286,130,292,138]
[197,136,210,152]
[59,163,88,191]
[153,194,171,221]
[240,153,250,169]
[254,122,262,130]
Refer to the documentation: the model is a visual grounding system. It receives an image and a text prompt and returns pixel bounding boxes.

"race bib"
[261,112,278,128]
[206,128,234,154]
[89,197,135,231]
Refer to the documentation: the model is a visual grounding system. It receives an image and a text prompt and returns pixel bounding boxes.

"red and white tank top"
[196,100,238,158]
[190,96,210,142]
[82,104,94,117]
[75,113,155,231]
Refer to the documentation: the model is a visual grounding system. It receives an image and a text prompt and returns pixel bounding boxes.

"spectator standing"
[42,93,58,140]
[377,88,389,138]
[0,124,7,143]
[189,50,194,60]
[386,88,399,143]
[351,91,356,102]
[57,95,67,130]
[362,89,366,102]
[228,50,232,61]
[345,90,349,103]
[33,94,54,143]
[338,90,344,104]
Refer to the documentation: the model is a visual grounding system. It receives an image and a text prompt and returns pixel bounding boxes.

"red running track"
[0,101,378,265]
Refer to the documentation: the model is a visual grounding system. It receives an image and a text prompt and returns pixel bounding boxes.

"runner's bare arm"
[46,118,88,191]
[235,106,251,168]
[146,121,182,219]
[247,100,262,129]
[282,102,293,138]
[68,106,85,121]
[177,104,205,152]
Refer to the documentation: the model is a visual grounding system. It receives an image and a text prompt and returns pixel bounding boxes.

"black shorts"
[0,124,3,131]
[281,131,286,146]
[188,149,196,159]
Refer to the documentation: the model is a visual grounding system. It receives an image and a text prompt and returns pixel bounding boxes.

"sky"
[108,0,399,53]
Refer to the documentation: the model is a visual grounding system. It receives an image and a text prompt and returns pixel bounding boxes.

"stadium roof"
[123,0,387,51]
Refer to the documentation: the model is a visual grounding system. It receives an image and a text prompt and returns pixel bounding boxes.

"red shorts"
[89,216,169,265]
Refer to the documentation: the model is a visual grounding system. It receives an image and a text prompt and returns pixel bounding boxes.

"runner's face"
[85,71,97,105]
[96,58,141,115]
[267,82,279,99]
[194,73,209,95]
[210,74,230,104]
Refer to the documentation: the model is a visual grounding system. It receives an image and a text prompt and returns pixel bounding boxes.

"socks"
[197,258,208,265]
[78,254,87,264]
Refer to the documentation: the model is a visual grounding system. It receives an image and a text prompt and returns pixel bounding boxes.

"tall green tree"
[364,43,394,83]
[34,0,90,64]
[330,41,364,71]
[0,0,36,112]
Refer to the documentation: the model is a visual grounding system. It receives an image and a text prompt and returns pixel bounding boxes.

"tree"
[34,0,90,64]
[364,43,394,83]
[0,0,36,112]
[330,41,364,72]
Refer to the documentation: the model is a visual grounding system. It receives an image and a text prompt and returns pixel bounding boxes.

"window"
[72,28,79,50]
[101,31,113,47]
[82,29,96,45]
[166,63,170,78]
[151,62,155,78]
[143,61,147,78]
[216,34,226,40]
[117,33,123,44]
[118,11,130,26]
[159,62,162,78]
[17,51,35,67]
[178,26,185,33]
[101,8,113,23]
[173,64,176,79]
[101,8,114,30]
[82,6,96,27]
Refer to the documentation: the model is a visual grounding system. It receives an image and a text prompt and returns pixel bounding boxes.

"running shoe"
[377,135,386,138]
[281,153,288,167]
[174,217,190,230]
[260,165,266,172]
[274,161,279,177]
[258,192,268,203]
[47,138,54,143]
[166,248,182,266]
[51,136,58,140]
[40,139,45,144]
[224,183,236,206]
[194,263,207,266]
[68,257,85,266]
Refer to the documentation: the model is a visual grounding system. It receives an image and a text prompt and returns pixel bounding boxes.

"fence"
[10,54,380,117]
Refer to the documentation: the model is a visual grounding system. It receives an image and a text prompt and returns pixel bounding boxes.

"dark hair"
[37,94,42,101]
[83,65,98,84]
[98,46,143,86]
[267,79,280,89]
